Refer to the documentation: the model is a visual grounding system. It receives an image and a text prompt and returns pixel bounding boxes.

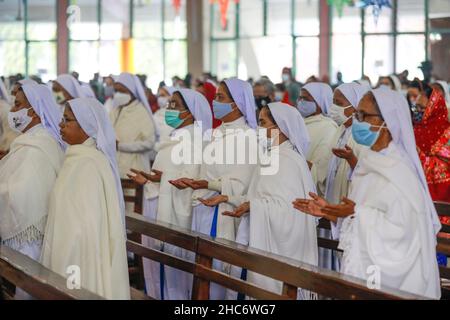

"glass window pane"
[239,0,263,37]
[211,40,237,79]
[133,0,162,39]
[164,40,187,82]
[332,4,361,34]
[396,35,425,80]
[429,0,450,31]
[99,40,121,76]
[429,33,450,82]
[27,0,57,41]
[0,0,25,40]
[364,35,394,84]
[0,41,25,75]
[69,0,100,40]
[331,35,362,83]
[28,41,57,82]
[295,37,319,83]
[397,0,425,32]
[69,41,100,82]
[163,0,187,39]
[101,0,130,41]
[133,39,164,91]
[364,6,393,33]
[238,36,292,82]
[211,2,237,39]
[267,0,291,36]
[294,0,319,36]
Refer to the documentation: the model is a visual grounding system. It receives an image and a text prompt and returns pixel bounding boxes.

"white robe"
[0,125,64,300]
[142,125,201,300]
[110,99,156,177]
[41,138,130,300]
[226,141,318,299]
[0,125,63,253]
[0,99,19,151]
[339,143,441,299]
[304,114,338,196]
[190,117,257,300]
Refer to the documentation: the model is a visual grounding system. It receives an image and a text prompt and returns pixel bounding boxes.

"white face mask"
[8,107,33,133]
[157,96,169,109]
[329,103,353,126]
[257,125,278,150]
[113,92,132,108]
[9,95,16,106]
[274,91,284,102]
[53,91,66,105]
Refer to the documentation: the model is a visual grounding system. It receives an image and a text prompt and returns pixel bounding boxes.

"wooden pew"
[0,245,103,300]
[121,179,145,290]
[125,212,426,300]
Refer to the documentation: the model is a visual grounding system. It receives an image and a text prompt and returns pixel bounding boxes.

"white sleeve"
[118,138,155,153]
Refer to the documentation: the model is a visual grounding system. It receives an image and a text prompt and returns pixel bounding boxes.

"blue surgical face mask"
[165,109,187,129]
[297,100,317,118]
[213,100,234,120]
[352,118,385,147]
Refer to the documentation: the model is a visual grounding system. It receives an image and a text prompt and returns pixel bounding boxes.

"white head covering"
[0,78,10,103]
[68,98,125,222]
[80,82,96,98]
[18,79,38,86]
[55,74,91,99]
[371,88,441,235]
[176,89,213,135]
[22,84,65,149]
[303,82,333,115]
[435,80,450,104]
[268,102,310,158]
[389,75,402,92]
[336,83,370,109]
[163,86,177,96]
[116,72,151,111]
[355,79,372,91]
[223,78,258,129]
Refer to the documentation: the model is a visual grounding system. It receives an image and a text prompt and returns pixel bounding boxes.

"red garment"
[414,90,450,205]
[201,81,222,129]
[281,91,292,106]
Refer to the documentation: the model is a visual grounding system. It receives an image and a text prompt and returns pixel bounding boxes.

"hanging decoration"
[327,0,353,17]
[172,0,182,15]
[357,0,392,24]
[209,0,240,30]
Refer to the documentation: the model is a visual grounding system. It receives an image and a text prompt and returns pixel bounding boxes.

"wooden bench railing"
[125,212,427,300]
[0,245,103,300]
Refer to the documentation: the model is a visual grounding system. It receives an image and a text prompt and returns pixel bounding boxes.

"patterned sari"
[415,90,450,225]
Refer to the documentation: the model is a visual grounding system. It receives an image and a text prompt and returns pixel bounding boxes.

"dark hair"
[173,91,189,110]
[260,106,276,125]
[220,81,235,103]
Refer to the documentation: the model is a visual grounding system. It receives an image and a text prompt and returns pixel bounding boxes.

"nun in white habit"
[128,88,213,300]
[172,78,258,300]
[202,102,318,299]
[41,98,130,300]
[297,82,338,196]
[294,88,441,299]
[52,74,94,112]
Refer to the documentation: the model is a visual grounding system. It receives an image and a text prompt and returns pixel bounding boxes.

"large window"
[0,0,56,82]
[209,0,319,84]
[68,0,188,89]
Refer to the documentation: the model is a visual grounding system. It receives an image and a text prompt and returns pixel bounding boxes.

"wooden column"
[319,0,331,79]
[186,0,204,80]
[57,0,69,75]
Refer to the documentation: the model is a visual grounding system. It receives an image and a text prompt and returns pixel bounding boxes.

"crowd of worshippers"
[0,65,449,301]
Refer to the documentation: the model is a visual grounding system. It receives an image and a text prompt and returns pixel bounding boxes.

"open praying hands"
[332,145,358,170]
[293,192,356,222]
[172,178,209,191]
[222,202,250,218]
[127,168,163,185]
[198,195,229,207]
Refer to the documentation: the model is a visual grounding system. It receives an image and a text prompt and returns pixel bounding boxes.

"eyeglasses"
[354,110,384,122]
[61,117,78,125]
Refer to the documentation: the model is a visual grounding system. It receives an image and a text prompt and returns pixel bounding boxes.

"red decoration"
[172,0,182,15]
[210,0,240,30]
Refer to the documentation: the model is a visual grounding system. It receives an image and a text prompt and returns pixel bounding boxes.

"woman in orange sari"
[414,87,450,222]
